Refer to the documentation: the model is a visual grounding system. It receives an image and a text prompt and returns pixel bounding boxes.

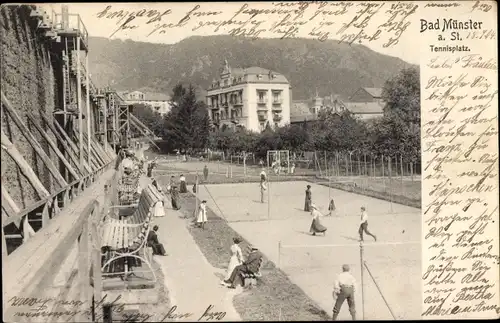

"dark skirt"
[304,198,311,212]
[310,218,327,233]
[151,243,166,256]
[171,198,179,210]
[180,181,187,193]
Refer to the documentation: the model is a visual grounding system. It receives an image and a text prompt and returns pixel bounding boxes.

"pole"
[103,96,108,151]
[243,151,246,181]
[267,166,271,220]
[76,37,83,167]
[360,241,365,320]
[400,154,404,195]
[195,173,199,218]
[324,151,327,177]
[86,52,91,167]
[328,175,331,204]
[389,157,393,213]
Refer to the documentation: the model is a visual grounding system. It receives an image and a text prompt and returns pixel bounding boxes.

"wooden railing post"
[78,217,90,321]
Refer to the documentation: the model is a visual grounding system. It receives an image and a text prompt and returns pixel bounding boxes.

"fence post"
[400,154,404,195]
[324,151,328,177]
[388,157,393,213]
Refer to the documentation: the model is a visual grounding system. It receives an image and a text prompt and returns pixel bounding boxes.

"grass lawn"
[175,191,330,321]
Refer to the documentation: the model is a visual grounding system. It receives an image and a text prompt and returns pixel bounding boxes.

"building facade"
[118,90,172,115]
[206,61,291,132]
[290,90,384,124]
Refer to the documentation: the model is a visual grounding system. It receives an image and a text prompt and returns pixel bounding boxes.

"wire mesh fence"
[147,150,421,209]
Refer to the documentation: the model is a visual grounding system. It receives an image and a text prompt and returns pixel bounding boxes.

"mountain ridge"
[88,35,417,100]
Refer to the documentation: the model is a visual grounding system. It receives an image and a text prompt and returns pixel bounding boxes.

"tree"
[162,84,210,152]
[381,67,421,161]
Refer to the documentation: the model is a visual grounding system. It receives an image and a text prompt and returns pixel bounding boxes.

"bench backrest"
[128,184,163,225]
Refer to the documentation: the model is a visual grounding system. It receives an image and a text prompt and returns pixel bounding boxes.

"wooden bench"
[240,257,263,288]
[101,184,163,281]
[118,168,141,205]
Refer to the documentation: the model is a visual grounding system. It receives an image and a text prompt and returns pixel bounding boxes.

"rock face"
[88,35,416,100]
[1,5,57,207]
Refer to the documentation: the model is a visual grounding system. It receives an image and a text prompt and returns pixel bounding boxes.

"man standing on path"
[358,206,377,242]
[332,264,357,320]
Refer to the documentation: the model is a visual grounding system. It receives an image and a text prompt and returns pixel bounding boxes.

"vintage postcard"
[1,1,498,322]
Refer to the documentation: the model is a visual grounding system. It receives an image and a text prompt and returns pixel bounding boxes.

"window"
[257,90,266,102]
[272,91,281,103]
[257,74,262,80]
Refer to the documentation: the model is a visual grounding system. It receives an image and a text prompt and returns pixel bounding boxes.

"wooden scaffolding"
[1,5,120,322]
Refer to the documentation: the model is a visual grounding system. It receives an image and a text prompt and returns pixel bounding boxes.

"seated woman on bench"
[147,225,167,256]
[223,246,262,289]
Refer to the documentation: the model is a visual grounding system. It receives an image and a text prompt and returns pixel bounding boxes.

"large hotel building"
[206,61,291,132]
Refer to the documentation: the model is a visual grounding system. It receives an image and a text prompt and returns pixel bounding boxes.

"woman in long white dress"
[309,204,327,236]
[196,200,208,229]
[223,237,244,281]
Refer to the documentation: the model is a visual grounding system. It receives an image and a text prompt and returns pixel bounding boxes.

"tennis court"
[196,181,421,320]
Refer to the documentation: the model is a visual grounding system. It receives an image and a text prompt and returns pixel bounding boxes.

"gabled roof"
[363,87,383,98]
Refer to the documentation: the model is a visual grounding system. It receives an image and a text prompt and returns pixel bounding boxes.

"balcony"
[257,98,267,104]
[257,105,268,111]
[272,105,282,111]
[210,104,220,110]
[231,99,243,106]
[273,114,282,122]
[272,98,283,105]
[258,111,267,122]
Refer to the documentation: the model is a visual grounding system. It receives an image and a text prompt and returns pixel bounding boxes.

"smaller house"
[343,102,384,120]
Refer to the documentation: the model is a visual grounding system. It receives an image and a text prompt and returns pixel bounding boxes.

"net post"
[267,166,271,220]
[360,241,365,320]
[230,165,233,178]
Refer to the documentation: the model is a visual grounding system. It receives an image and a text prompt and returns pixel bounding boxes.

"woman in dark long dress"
[171,186,180,210]
[304,185,312,212]
[179,174,187,193]
[309,204,327,236]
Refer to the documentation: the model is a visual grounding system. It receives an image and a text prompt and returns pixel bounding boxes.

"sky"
[41,2,425,65]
